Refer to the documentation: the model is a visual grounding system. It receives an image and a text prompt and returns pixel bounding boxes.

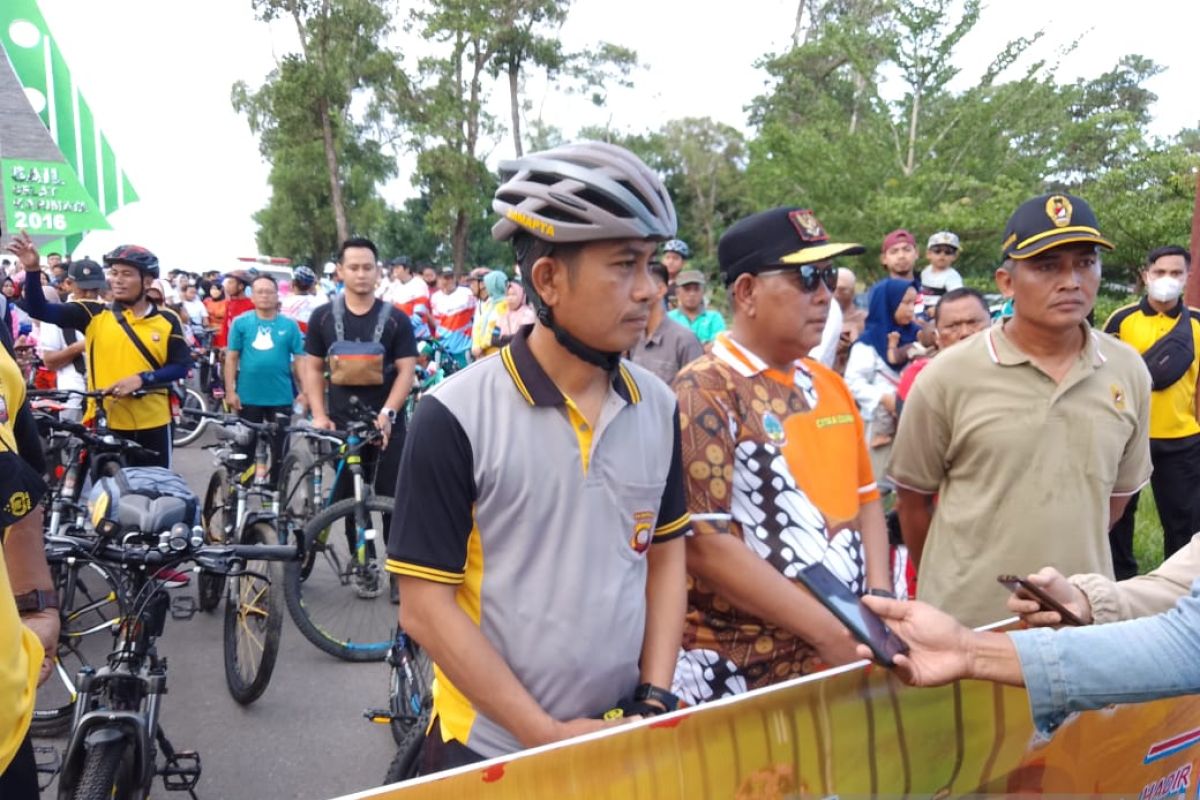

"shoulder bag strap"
[112,310,163,371]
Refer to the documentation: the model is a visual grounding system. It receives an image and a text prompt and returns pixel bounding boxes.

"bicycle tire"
[389,642,433,748]
[198,470,229,612]
[277,451,317,534]
[383,716,428,785]
[172,387,209,447]
[223,521,285,705]
[71,737,139,800]
[284,495,396,662]
[32,560,124,737]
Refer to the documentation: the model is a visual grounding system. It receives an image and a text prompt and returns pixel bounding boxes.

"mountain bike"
[185,408,292,703]
[50,474,297,799]
[366,625,433,784]
[279,400,396,661]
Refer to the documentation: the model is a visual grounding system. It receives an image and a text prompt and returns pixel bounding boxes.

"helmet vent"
[575,188,633,219]
[526,171,560,186]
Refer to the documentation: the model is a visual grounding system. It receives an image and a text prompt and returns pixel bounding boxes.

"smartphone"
[795,562,909,667]
[996,574,1086,626]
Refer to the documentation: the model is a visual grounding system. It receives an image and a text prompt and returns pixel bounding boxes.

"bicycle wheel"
[198,471,230,612]
[389,640,433,750]
[277,451,318,544]
[70,737,139,800]
[223,521,285,705]
[172,387,209,447]
[33,560,124,736]
[285,496,396,661]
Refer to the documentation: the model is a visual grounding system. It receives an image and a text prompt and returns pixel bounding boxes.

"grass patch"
[1133,487,1165,574]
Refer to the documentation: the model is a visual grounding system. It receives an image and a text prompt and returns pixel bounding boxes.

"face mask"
[1147,276,1184,304]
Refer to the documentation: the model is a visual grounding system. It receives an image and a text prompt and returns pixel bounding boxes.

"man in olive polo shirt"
[889,193,1152,628]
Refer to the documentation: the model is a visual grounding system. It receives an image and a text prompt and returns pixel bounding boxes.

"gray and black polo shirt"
[385,325,690,758]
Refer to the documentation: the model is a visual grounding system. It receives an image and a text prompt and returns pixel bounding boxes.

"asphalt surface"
[35,431,399,800]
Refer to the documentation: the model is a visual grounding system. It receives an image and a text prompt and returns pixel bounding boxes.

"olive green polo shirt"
[888,320,1152,628]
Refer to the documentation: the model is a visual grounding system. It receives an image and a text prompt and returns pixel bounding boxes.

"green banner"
[2,157,109,236]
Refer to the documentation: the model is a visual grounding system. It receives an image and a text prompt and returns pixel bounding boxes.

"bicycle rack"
[170,595,198,620]
[161,749,202,796]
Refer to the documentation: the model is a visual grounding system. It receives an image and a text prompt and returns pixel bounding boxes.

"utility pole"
[1188,167,1200,308]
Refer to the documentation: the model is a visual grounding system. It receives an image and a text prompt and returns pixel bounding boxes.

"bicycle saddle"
[115,494,192,534]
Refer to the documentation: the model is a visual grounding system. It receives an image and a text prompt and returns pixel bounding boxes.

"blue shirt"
[667,308,726,344]
[1009,578,1200,735]
[228,312,304,406]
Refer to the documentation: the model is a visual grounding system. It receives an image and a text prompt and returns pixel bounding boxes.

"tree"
[235,0,398,248]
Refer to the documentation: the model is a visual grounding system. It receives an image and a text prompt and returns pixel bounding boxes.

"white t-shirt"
[281,292,328,326]
[181,298,208,329]
[920,265,964,295]
[37,322,86,407]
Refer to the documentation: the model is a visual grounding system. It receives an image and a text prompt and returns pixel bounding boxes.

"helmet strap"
[538,306,622,373]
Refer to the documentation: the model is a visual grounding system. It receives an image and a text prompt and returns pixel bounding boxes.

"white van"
[216,257,294,297]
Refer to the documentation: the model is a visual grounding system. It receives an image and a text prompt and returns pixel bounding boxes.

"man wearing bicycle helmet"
[661,238,690,310]
[388,142,690,773]
[280,265,327,334]
[9,234,190,468]
[216,269,256,349]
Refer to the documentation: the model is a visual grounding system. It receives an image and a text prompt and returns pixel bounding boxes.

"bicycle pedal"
[161,750,202,792]
[364,708,393,724]
[35,744,62,790]
[170,595,199,620]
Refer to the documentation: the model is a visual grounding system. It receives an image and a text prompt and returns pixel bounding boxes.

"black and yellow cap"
[718,207,864,285]
[1001,193,1114,260]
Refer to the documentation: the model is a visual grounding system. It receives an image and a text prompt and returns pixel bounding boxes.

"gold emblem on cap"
[1044,195,1072,228]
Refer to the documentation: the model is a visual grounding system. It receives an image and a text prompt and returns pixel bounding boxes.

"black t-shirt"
[305,297,417,423]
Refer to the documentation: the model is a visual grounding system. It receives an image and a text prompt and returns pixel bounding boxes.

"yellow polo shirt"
[1104,298,1200,440]
[0,343,42,773]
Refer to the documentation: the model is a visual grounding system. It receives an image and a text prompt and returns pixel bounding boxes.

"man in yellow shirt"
[1104,245,1200,578]
[0,293,58,794]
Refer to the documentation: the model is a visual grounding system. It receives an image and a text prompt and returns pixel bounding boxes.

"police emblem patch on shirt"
[630,510,654,555]
[151,332,161,342]
[762,411,786,445]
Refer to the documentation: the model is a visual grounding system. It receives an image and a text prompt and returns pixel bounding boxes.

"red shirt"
[216,297,255,348]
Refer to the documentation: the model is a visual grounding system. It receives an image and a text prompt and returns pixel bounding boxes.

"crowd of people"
[2,137,1199,793]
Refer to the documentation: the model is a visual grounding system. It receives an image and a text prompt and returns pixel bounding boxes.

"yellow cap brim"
[1007,231,1114,260]
[778,242,866,265]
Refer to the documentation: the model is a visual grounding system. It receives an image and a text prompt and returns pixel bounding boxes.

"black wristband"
[866,588,896,599]
[633,683,681,712]
[14,588,59,614]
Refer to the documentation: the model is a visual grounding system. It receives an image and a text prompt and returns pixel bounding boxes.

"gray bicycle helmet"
[491,141,677,245]
[490,142,676,371]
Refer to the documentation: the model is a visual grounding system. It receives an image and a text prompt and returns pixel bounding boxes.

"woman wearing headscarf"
[483,277,537,357]
[469,270,509,360]
[844,278,921,483]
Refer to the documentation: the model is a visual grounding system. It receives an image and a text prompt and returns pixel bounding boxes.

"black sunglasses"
[929,245,958,255]
[755,264,838,293]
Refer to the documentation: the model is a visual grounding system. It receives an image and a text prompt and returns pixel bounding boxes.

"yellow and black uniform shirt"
[1105,297,1200,440]
[385,325,689,759]
[39,299,188,430]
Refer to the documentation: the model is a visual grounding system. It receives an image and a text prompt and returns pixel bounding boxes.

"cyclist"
[387,142,690,772]
[215,269,255,350]
[9,234,190,468]
[303,237,417,599]
[280,265,327,334]
[661,238,690,309]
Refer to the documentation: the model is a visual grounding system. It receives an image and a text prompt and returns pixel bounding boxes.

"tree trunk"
[508,60,523,156]
[319,97,349,244]
[452,210,469,274]
[904,85,921,176]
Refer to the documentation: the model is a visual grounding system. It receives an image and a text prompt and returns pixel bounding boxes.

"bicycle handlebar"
[45,533,298,574]
[35,414,160,459]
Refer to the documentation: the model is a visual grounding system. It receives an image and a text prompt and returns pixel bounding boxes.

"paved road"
[36,433,399,800]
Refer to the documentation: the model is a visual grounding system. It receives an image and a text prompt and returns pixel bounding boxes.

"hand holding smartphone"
[796,563,909,667]
[997,574,1086,626]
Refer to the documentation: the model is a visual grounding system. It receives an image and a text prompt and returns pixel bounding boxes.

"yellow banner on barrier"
[344,656,1200,799]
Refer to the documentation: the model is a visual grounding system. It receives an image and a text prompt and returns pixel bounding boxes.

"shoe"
[155,567,191,589]
[389,574,399,605]
[353,564,382,599]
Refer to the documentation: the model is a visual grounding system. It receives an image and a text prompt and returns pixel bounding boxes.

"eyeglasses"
[755,264,838,293]
[929,246,958,255]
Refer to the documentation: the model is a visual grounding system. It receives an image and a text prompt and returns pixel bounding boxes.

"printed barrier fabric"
[341,658,1200,800]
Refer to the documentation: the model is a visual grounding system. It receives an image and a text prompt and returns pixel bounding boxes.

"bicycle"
[403,337,462,422]
[366,626,434,784]
[278,400,396,661]
[49,473,297,799]
[169,381,209,448]
[185,407,292,703]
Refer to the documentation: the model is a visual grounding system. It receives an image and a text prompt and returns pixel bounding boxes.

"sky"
[19,0,1199,266]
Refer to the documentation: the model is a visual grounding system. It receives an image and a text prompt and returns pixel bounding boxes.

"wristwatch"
[380,408,398,424]
[14,588,59,615]
[866,588,896,599]
[633,683,681,712]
